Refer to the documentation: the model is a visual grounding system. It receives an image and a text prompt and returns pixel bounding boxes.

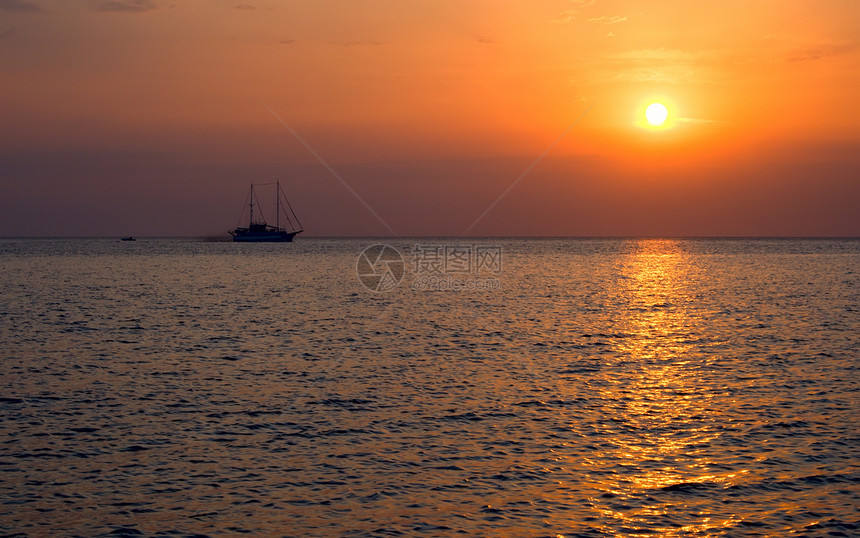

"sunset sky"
[1,0,858,236]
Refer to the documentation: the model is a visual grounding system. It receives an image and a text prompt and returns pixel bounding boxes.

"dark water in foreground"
[0,238,858,536]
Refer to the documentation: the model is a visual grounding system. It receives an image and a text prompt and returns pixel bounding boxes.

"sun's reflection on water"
[583,240,741,534]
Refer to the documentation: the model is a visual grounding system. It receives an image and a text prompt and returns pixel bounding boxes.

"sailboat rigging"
[229,181,304,242]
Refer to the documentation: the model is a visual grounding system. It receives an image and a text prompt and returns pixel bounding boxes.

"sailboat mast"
[249,184,254,225]
[276,180,280,231]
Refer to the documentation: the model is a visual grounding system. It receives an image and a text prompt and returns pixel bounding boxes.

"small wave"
[10,451,67,459]
[441,412,484,421]
[658,481,720,493]
[103,528,144,537]
[121,445,150,452]
[512,400,549,407]
[318,427,371,437]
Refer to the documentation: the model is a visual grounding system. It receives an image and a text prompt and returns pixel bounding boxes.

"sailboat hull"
[231,230,299,242]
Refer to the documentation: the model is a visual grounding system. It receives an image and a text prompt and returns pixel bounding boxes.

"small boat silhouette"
[229,181,303,242]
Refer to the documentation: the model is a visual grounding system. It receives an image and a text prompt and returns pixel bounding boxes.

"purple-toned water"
[1,238,857,536]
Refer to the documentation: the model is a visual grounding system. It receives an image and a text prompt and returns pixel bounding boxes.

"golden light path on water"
[580,241,741,535]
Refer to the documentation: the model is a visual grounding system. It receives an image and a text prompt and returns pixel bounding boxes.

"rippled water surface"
[1,238,858,536]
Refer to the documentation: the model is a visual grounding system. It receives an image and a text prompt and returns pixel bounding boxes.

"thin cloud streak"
[676,117,726,124]
[554,0,597,23]
[331,40,385,47]
[95,0,157,13]
[0,0,42,12]
[595,47,723,84]
[788,42,857,62]
[588,16,627,25]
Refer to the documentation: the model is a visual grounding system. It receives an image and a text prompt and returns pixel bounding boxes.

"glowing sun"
[645,103,668,126]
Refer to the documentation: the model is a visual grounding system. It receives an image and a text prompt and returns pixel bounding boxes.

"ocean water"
[0,238,857,537]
